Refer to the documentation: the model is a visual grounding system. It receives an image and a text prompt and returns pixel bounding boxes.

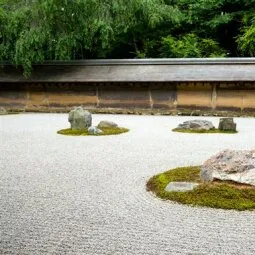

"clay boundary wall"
[1,82,255,113]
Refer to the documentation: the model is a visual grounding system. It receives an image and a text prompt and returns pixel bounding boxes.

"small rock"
[200,167,213,182]
[218,118,236,131]
[0,107,7,115]
[190,110,201,116]
[88,126,103,135]
[201,149,255,186]
[165,182,199,192]
[98,120,118,128]
[176,120,215,131]
[68,106,92,130]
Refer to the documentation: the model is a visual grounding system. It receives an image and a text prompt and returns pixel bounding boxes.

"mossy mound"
[146,166,255,211]
[57,126,129,136]
[0,112,20,116]
[172,128,237,134]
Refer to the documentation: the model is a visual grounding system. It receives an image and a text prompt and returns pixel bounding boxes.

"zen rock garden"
[61,108,254,209]
[1,112,255,255]
[172,117,237,133]
[147,146,255,210]
[58,106,129,136]
[147,118,255,210]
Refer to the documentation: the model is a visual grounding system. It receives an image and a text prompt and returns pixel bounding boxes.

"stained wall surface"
[0,82,255,112]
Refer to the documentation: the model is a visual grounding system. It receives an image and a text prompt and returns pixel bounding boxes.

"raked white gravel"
[0,113,254,255]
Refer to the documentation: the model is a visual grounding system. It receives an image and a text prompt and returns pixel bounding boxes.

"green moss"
[146,166,255,210]
[172,128,237,134]
[7,112,20,115]
[57,126,129,136]
[0,112,20,116]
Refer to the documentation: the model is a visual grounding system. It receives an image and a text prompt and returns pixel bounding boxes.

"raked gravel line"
[0,114,254,255]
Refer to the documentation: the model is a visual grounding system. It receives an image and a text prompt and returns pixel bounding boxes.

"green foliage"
[57,126,129,136]
[147,166,255,210]
[1,0,255,75]
[1,0,115,73]
[206,13,233,29]
[160,34,226,58]
[161,34,200,58]
[237,18,255,56]
[0,0,184,74]
[15,28,49,76]
[199,39,227,57]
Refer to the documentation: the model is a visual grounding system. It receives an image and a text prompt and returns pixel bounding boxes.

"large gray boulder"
[0,107,7,115]
[201,149,255,186]
[218,118,236,131]
[98,120,118,128]
[177,120,215,131]
[68,106,92,130]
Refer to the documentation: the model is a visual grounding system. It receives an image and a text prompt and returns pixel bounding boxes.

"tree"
[0,0,182,75]
[0,0,116,75]
[1,0,255,76]
[237,20,255,56]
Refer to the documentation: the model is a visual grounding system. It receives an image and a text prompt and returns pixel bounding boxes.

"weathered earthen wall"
[0,82,255,112]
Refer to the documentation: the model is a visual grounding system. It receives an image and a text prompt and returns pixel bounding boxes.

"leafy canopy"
[1,0,255,75]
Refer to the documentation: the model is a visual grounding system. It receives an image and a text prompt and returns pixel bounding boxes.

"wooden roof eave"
[1,58,255,82]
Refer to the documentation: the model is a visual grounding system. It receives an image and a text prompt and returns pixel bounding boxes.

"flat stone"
[98,120,118,128]
[165,182,199,192]
[176,120,215,131]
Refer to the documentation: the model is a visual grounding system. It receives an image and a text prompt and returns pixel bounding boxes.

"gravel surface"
[0,114,254,255]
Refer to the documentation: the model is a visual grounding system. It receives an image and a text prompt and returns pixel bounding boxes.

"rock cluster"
[201,149,255,186]
[176,120,215,131]
[175,118,237,132]
[68,107,119,135]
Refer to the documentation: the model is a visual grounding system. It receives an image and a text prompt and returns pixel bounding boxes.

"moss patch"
[0,112,20,116]
[57,126,129,136]
[146,166,255,211]
[172,128,237,134]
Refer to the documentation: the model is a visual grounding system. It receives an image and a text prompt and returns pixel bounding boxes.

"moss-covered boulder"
[68,106,92,130]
